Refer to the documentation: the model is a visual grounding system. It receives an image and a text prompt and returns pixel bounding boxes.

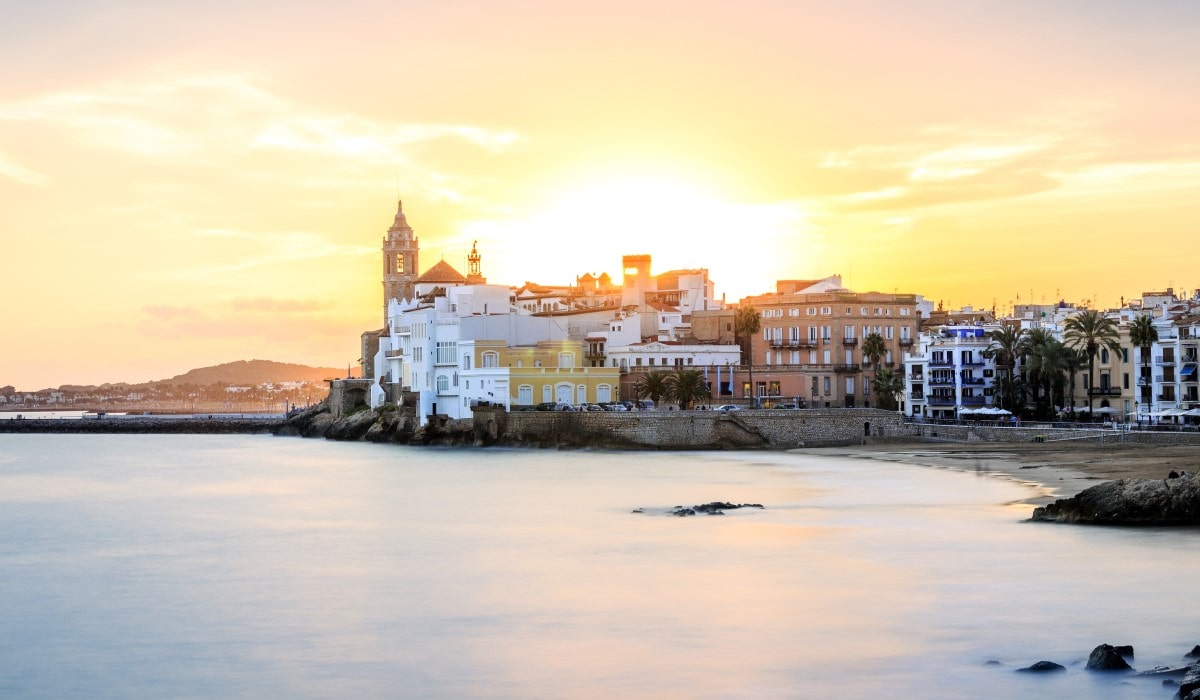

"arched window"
[482,352,500,368]
[395,253,406,274]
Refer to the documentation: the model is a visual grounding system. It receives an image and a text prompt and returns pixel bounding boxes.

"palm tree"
[1018,327,1055,415]
[1063,309,1122,415]
[1061,346,1087,418]
[663,368,708,410]
[986,325,1026,414]
[861,332,887,408]
[871,365,905,411]
[734,305,761,401]
[1034,338,1070,418]
[635,371,669,406]
[1129,313,1158,419]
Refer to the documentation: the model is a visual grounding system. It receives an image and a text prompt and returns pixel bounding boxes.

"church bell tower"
[382,199,419,320]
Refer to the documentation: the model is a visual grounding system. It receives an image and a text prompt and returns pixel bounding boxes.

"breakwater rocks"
[1030,471,1200,525]
[0,416,281,434]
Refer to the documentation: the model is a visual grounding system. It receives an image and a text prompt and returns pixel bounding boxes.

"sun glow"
[461,172,818,297]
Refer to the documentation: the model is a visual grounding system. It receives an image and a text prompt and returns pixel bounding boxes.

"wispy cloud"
[0,73,523,166]
[0,151,50,185]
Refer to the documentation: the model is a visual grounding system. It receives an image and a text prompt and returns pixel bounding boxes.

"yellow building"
[463,339,622,407]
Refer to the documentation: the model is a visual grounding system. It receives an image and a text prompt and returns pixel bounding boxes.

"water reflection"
[0,435,1195,699]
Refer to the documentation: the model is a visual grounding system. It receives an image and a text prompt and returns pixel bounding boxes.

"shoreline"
[810,442,1200,506]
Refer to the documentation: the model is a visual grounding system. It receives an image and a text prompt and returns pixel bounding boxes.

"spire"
[392,199,408,229]
[466,240,485,284]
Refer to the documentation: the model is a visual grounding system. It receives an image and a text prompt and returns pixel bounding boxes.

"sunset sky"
[3,0,1199,389]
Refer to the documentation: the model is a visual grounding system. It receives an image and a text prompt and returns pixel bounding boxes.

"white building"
[905,324,1001,420]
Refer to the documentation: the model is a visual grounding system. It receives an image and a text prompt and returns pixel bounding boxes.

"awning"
[1092,406,1118,414]
[1181,364,1197,378]
[1183,408,1200,418]
[1159,408,1187,417]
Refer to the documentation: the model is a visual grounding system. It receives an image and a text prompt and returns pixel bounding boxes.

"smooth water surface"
[1,435,1196,698]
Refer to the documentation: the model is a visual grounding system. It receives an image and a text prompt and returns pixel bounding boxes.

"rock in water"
[1016,661,1065,673]
[1086,644,1133,671]
[1030,474,1200,525]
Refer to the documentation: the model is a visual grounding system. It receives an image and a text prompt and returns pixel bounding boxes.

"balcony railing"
[385,350,405,359]
[928,377,955,386]
[961,378,985,385]
[769,340,816,349]
[929,360,953,367]
[834,364,861,373]
[961,396,986,405]
[927,396,956,406]
[842,337,858,346]
[1088,387,1121,396]
[1156,356,1175,365]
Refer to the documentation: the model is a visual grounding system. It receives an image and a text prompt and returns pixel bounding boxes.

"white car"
[715,404,741,412]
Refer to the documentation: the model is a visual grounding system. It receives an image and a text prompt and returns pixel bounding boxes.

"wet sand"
[808,442,1200,506]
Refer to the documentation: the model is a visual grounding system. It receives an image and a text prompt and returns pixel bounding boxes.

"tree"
[663,368,709,410]
[1018,327,1055,415]
[986,325,1026,414]
[1063,309,1122,416]
[871,366,905,411]
[734,305,761,400]
[635,371,669,405]
[1129,313,1158,418]
[1061,345,1087,418]
[861,332,887,408]
[1033,338,1070,418]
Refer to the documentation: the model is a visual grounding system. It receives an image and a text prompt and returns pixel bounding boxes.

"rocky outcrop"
[1086,644,1132,671]
[1030,472,1200,525]
[1016,661,1065,673]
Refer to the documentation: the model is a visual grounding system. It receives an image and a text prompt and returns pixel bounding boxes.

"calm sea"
[1,435,1195,699]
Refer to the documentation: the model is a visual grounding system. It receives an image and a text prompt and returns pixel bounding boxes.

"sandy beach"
[809,442,1200,506]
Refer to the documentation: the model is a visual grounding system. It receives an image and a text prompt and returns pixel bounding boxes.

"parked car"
[715,404,741,412]
[535,402,557,411]
[636,400,656,411]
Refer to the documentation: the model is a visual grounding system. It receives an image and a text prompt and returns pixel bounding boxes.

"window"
[542,386,551,402]
[844,349,853,364]
[790,350,800,364]
[436,375,449,392]
[806,307,816,316]
[885,326,894,340]
[900,308,911,316]
[636,358,643,366]
[789,308,800,317]
[482,352,499,368]
[1100,348,1109,364]
[435,341,456,365]
[462,354,471,370]
[764,351,772,365]
[1123,373,1130,389]
[790,326,800,342]
[558,352,575,368]
[874,307,882,316]
[846,377,855,395]
[861,307,868,316]
[820,306,832,315]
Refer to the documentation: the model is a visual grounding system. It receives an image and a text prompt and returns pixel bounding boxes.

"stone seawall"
[497,408,907,449]
[0,418,282,434]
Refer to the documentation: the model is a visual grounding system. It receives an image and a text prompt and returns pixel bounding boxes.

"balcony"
[1155,356,1175,365]
[770,340,816,349]
[927,396,956,406]
[385,349,405,359]
[899,338,914,347]
[1088,386,1121,396]
[928,376,955,386]
[961,396,986,406]
[929,360,953,367]
[909,373,924,381]
[842,337,858,346]
[834,364,861,373]
[961,378,985,385]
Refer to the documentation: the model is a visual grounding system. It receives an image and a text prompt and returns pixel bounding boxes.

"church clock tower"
[382,199,419,320]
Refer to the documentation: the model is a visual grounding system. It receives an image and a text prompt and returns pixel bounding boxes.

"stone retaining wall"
[905,423,1200,446]
[500,408,907,449]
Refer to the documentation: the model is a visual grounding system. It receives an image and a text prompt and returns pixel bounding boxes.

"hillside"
[155,360,345,387]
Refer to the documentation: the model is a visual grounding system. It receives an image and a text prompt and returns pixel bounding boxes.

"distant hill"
[155,360,345,387]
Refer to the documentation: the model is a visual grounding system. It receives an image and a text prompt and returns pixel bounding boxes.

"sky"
[2,0,1199,389]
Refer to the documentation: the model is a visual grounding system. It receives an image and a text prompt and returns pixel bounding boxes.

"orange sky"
[2,0,1198,389]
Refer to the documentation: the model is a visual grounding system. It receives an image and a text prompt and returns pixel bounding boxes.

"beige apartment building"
[739,278,923,407]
